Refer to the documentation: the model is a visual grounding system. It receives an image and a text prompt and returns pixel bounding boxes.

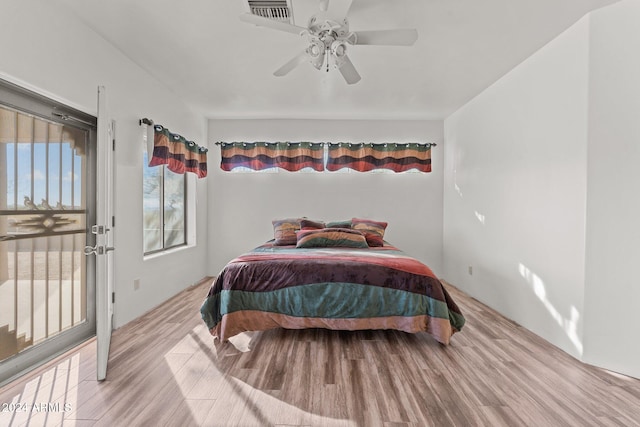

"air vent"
[248,1,291,23]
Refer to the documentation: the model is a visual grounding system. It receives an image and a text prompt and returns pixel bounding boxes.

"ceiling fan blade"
[324,0,353,18]
[239,13,307,36]
[337,55,361,85]
[273,51,309,76]
[352,29,418,46]
[345,0,373,16]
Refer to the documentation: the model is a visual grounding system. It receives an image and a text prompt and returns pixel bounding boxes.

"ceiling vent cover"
[248,1,291,22]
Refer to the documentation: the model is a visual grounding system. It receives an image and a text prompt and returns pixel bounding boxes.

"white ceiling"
[54,0,617,120]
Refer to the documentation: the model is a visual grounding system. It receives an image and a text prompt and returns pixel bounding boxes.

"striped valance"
[220,142,325,172]
[149,124,208,178]
[327,142,433,173]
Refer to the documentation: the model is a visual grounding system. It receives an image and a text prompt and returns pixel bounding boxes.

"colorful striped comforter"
[200,242,465,344]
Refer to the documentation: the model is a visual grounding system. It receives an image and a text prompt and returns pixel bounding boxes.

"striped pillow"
[296,228,368,249]
[300,219,326,230]
[352,218,388,247]
[272,218,302,245]
[326,220,352,229]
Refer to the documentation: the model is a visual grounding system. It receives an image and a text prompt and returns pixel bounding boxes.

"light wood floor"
[1,278,640,427]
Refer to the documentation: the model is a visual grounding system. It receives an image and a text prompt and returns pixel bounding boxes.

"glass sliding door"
[0,81,96,385]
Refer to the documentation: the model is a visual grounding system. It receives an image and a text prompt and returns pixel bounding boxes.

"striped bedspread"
[200,242,465,344]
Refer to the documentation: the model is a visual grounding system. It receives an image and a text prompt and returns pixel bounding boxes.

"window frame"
[142,151,188,256]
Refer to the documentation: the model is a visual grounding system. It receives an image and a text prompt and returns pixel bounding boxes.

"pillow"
[361,233,384,247]
[326,220,352,229]
[351,217,388,247]
[300,219,326,230]
[272,218,302,245]
[296,228,368,249]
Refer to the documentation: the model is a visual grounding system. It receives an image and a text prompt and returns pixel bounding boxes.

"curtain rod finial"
[139,118,154,126]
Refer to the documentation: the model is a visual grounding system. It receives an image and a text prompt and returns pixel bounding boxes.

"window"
[143,150,186,254]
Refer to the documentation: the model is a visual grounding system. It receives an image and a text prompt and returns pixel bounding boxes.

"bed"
[200,218,465,345]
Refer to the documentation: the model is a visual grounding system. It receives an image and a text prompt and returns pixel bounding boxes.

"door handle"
[84,245,115,256]
[97,246,115,255]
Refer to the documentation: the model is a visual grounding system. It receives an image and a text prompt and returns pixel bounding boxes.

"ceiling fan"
[240,0,418,84]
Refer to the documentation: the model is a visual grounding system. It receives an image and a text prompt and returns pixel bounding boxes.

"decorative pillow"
[300,219,326,230]
[351,217,388,247]
[272,218,303,245]
[326,220,352,229]
[296,228,368,249]
[362,233,384,247]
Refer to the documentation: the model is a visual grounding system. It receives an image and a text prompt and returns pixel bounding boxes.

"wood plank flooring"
[1,278,640,426]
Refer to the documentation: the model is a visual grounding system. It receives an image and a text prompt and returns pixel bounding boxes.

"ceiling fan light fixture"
[307,39,324,57]
[331,40,347,58]
[307,39,326,70]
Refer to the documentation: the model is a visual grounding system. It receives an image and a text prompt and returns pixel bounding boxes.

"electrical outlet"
[468,266,473,275]
[134,278,140,290]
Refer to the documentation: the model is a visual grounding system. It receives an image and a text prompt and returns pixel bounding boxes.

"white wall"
[443,18,590,359]
[0,0,209,328]
[443,0,640,379]
[583,0,640,379]
[207,119,444,275]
